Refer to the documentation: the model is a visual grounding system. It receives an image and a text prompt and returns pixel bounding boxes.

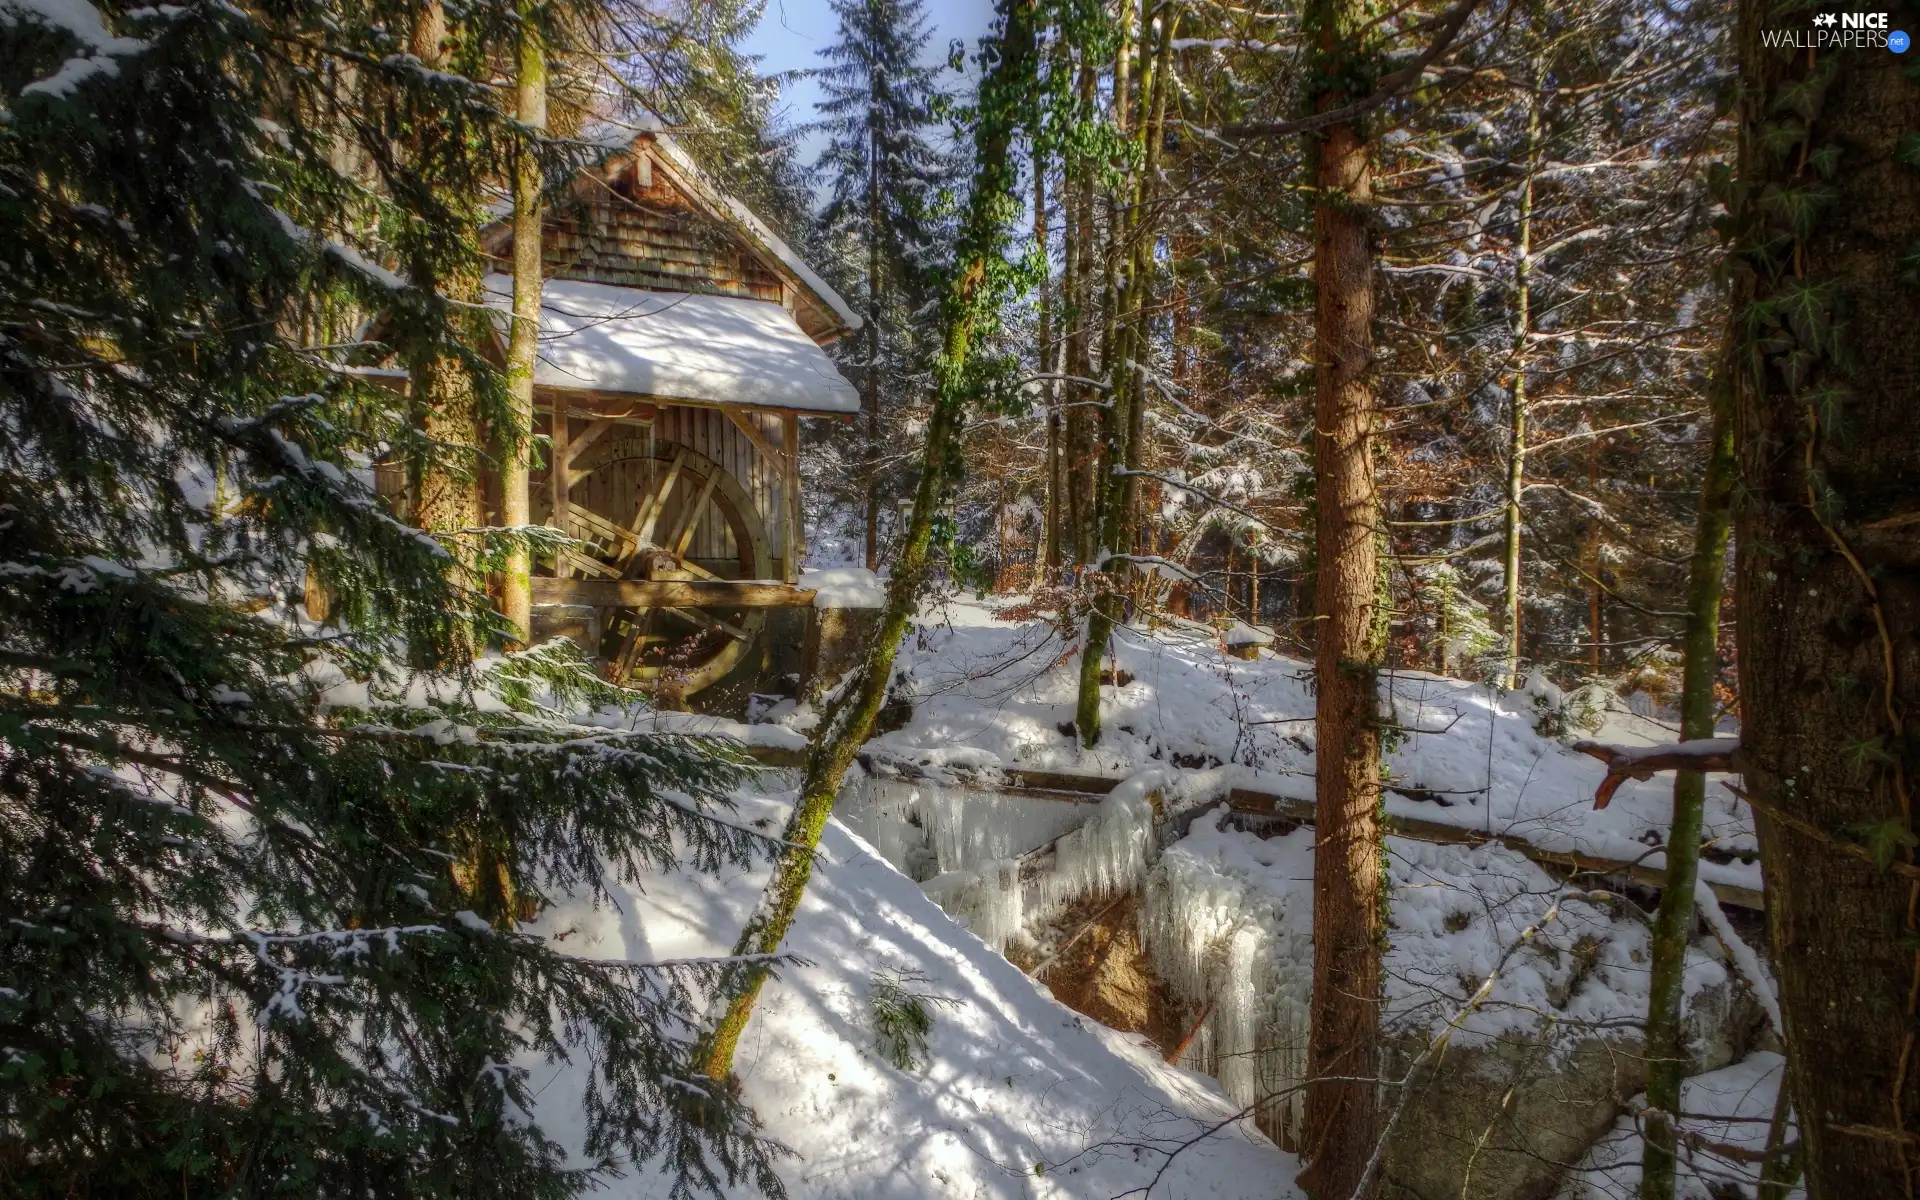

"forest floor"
[573,594,1787,1198]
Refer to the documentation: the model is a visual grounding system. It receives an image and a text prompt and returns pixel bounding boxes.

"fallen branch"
[1571,738,1742,809]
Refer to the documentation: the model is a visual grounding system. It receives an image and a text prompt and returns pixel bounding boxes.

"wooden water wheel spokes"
[560,435,774,697]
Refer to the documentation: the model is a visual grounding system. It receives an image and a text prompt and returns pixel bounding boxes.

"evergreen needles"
[0,1,787,1194]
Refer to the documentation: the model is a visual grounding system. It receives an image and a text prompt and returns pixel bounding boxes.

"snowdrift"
[524,794,1292,1199]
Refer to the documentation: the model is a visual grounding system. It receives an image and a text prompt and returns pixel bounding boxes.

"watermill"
[480,122,862,701]
[550,433,776,697]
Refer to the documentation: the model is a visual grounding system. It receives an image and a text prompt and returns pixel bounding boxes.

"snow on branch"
[1571,738,1741,809]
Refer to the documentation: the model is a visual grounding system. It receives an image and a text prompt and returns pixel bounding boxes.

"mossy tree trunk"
[407,0,486,662]
[697,0,1042,1083]
[1639,347,1735,1200]
[1073,4,1175,747]
[499,0,546,649]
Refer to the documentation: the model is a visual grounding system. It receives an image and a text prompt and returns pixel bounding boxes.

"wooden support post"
[783,412,801,583]
[550,397,569,577]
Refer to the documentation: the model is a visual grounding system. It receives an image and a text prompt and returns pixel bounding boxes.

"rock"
[1375,973,1773,1200]
[800,605,882,703]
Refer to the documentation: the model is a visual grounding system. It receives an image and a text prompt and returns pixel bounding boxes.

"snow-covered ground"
[814,596,1758,897]
[1560,1052,1797,1199]
[526,793,1293,1198]
[563,594,1780,1199]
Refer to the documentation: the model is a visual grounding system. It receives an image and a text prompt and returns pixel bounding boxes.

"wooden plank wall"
[530,404,790,576]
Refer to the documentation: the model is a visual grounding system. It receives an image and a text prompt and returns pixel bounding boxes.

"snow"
[480,275,860,414]
[827,596,1761,898]
[1139,809,1732,1146]
[798,566,886,609]
[1694,879,1780,1036]
[3,0,147,99]
[1559,1052,1800,1200]
[1220,620,1274,647]
[523,792,1294,1198]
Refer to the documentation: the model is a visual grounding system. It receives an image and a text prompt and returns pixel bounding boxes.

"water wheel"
[555,433,773,698]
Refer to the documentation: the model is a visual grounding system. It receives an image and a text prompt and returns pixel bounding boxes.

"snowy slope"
[819,597,1759,896]
[524,792,1293,1199]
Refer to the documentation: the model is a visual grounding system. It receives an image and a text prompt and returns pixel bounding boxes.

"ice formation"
[1138,809,1728,1147]
[1141,814,1313,1145]
[834,775,1092,882]
[835,769,1198,951]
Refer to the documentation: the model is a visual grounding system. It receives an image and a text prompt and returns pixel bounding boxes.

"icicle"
[922,858,1024,951]
[1138,812,1315,1147]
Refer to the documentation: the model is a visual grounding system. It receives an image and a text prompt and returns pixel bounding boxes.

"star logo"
[1812,11,1838,25]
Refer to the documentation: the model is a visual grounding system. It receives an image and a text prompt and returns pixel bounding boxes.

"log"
[531,578,816,608]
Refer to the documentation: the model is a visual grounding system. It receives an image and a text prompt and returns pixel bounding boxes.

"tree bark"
[1063,61,1099,566]
[864,113,883,572]
[1499,89,1539,690]
[696,0,1041,1082]
[1639,346,1735,1200]
[407,0,484,627]
[1036,140,1061,579]
[1731,4,1920,1196]
[499,0,546,649]
[1074,3,1173,747]
[1296,0,1384,1192]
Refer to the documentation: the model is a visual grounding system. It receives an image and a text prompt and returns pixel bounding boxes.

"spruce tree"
[813,0,952,569]
[0,0,786,1195]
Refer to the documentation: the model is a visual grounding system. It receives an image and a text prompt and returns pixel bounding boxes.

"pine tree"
[813,0,953,569]
[0,0,786,1193]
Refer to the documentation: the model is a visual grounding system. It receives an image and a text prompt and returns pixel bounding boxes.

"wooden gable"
[482,136,850,344]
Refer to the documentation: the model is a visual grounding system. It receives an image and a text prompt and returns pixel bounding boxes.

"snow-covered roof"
[483,274,860,414]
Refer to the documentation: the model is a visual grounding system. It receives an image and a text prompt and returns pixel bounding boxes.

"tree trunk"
[1296,0,1384,1193]
[1587,438,1603,677]
[1499,92,1539,690]
[1639,347,1735,1200]
[1074,4,1173,747]
[1732,5,1920,1196]
[697,0,1041,1082]
[499,0,546,649]
[865,116,883,572]
[407,1,484,604]
[1063,61,1099,566]
[1036,141,1061,580]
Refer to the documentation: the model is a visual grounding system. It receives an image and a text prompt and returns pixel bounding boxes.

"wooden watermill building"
[481,123,863,702]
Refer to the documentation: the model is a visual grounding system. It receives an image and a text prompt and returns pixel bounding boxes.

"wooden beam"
[533,579,817,608]
[722,406,789,469]
[558,549,621,579]
[624,446,686,561]
[550,397,569,576]
[561,417,617,472]
[535,385,843,422]
[783,412,802,583]
[661,605,751,641]
[669,468,721,559]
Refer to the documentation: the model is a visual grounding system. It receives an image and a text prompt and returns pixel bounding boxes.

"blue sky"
[741,0,1000,163]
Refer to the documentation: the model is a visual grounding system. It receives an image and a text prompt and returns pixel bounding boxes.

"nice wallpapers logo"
[1763,10,1912,51]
